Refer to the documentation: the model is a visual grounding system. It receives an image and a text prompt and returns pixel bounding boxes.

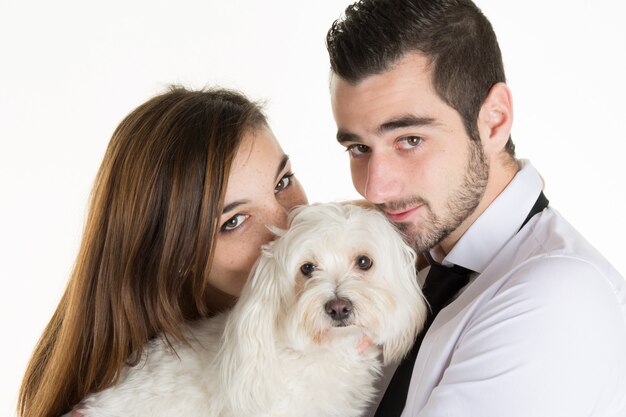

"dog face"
[239,203,426,364]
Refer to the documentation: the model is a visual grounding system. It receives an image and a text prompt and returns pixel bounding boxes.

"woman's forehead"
[223,128,287,201]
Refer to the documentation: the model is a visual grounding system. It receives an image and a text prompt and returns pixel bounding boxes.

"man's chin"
[398,223,451,254]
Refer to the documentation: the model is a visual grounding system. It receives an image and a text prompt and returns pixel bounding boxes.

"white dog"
[75,203,427,417]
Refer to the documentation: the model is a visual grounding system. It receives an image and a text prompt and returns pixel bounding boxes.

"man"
[326,0,626,416]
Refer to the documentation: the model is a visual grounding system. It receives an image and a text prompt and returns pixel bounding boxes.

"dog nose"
[325,298,353,321]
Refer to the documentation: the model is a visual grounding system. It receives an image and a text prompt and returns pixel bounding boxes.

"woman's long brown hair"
[18,87,267,417]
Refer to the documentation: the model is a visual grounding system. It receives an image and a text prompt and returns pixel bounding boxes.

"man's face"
[330,52,489,253]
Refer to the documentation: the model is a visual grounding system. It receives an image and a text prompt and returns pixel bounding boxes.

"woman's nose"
[270,204,290,230]
[265,198,295,230]
[271,183,307,229]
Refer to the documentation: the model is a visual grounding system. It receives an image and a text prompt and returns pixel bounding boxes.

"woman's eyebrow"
[222,200,249,215]
[222,155,290,215]
[275,154,289,181]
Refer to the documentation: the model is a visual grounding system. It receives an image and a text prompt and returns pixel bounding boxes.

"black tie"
[374,191,549,416]
[373,260,472,417]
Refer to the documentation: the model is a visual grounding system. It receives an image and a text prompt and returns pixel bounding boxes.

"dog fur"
[76,203,427,417]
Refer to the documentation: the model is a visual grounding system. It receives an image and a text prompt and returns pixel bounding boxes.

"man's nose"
[363,152,402,203]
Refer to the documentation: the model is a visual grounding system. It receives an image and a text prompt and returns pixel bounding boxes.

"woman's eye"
[356,255,373,271]
[346,144,370,157]
[300,262,316,277]
[221,214,249,232]
[275,172,294,193]
[399,136,423,149]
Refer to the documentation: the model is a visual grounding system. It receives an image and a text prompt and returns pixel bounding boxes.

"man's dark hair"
[326,0,515,156]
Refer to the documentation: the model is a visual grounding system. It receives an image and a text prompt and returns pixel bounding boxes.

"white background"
[1,1,625,415]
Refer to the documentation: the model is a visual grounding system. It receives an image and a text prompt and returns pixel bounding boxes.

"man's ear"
[478,82,513,157]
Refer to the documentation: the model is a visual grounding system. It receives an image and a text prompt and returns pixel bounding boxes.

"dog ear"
[379,222,428,366]
[339,199,376,210]
[216,248,286,413]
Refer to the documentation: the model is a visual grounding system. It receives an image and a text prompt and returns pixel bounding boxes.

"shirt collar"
[433,159,544,273]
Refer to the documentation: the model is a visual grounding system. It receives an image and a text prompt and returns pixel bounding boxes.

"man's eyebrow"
[275,154,289,181]
[377,115,436,134]
[336,115,437,144]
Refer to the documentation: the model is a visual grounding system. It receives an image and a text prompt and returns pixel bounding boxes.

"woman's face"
[208,127,308,302]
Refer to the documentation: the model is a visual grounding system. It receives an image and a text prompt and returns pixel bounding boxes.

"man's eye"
[221,214,248,232]
[347,144,370,157]
[275,172,294,193]
[399,136,423,149]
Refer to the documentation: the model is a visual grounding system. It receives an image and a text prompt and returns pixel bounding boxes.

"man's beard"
[385,139,489,253]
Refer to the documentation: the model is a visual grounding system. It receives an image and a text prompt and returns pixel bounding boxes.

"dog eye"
[300,262,316,277]
[356,255,373,271]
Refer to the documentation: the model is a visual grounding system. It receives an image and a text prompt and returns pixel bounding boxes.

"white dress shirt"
[383,160,626,417]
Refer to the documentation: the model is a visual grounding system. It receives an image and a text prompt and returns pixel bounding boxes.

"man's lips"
[384,205,422,222]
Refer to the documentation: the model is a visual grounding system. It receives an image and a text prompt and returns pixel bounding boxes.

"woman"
[18,87,308,417]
